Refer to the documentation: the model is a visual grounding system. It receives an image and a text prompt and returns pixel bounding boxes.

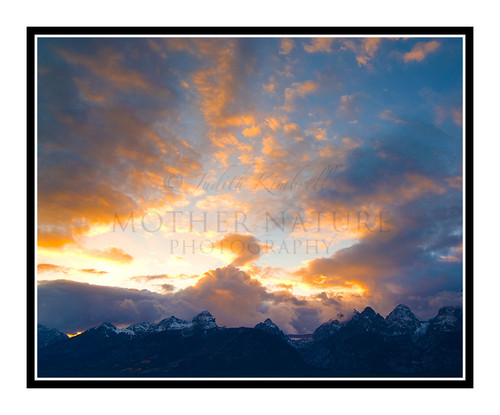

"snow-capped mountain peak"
[155,316,193,332]
[254,318,293,345]
[192,310,217,329]
[126,322,155,335]
[312,319,342,340]
[37,324,68,349]
[255,318,281,334]
[429,306,462,333]
[386,304,422,335]
[263,318,279,329]
[85,322,135,337]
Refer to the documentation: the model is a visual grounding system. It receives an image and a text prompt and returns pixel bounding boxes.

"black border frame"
[27,26,473,388]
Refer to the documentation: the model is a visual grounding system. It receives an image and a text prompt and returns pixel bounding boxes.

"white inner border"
[33,33,467,382]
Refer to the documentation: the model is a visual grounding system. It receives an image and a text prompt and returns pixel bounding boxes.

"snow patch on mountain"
[386,304,423,335]
[155,316,193,332]
[192,311,217,330]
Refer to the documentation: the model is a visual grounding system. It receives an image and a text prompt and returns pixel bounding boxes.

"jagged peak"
[361,306,376,315]
[255,318,282,333]
[352,307,379,320]
[263,318,278,327]
[127,321,154,328]
[156,315,192,332]
[196,310,213,317]
[126,322,155,333]
[83,322,136,337]
[99,322,117,329]
[353,307,378,317]
[312,318,342,340]
[346,307,387,333]
[385,304,422,335]
[192,310,217,329]
[437,305,461,316]
[387,304,419,321]
[158,315,188,324]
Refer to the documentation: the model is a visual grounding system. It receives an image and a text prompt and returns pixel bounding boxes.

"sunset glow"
[36,36,464,334]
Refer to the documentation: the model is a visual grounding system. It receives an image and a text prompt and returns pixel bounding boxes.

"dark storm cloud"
[37,279,174,333]
[38,267,316,334]
[291,117,464,319]
[295,187,463,318]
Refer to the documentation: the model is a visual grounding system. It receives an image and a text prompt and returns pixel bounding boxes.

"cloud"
[304,38,334,53]
[279,38,295,55]
[37,229,76,248]
[337,92,369,118]
[213,233,266,267]
[38,279,174,332]
[86,247,133,264]
[157,283,176,293]
[57,48,155,91]
[129,274,169,283]
[284,80,318,111]
[37,263,107,275]
[80,269,108,275]
[242,125,261,137]
[262,81,275,94]
[286,115,463,318]
[419,86,462,128]
[36,38,464,332]
[403,41,440,63]
[37,264,68,274]
[341,38,381,67]
[37,269,315,334]
[379,109,405,124]
[435,106,463,127]
[38,38,204,250]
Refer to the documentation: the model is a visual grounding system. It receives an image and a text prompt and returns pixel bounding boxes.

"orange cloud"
[284,80,318,111]
[37,263,108,275]
[262,135,286,158]
[242,125,261,137]
[87,247,133,264]
[341,38,381,67]
[262,82,275,94]
[266,117,281,131]
[213,233,267,267]
[37,263,67,274]
[58,48,153,91]
[38,228,76,248]
[435,105,463,127]
[403,41,440,63]
[279,38,295,55]
[190,40,257,130]
[338,93,368,118]
[379,109,405,124]
[80,268,108,275]
[403,174,445,198]
[304,38,334,53]
[445,176,462,190]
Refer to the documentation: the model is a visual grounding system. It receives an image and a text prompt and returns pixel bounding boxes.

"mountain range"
[37,305,462,377]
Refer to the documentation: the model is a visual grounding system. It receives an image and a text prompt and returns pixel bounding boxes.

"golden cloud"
[304,38,334,53]
[403,41,440,63]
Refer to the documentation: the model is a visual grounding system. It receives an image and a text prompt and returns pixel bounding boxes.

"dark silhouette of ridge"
[37,305,463,377]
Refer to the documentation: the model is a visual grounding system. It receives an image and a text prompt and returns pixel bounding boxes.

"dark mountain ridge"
[37,305,463,377]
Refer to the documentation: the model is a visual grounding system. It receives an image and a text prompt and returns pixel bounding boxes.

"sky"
[36,36,464,334]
